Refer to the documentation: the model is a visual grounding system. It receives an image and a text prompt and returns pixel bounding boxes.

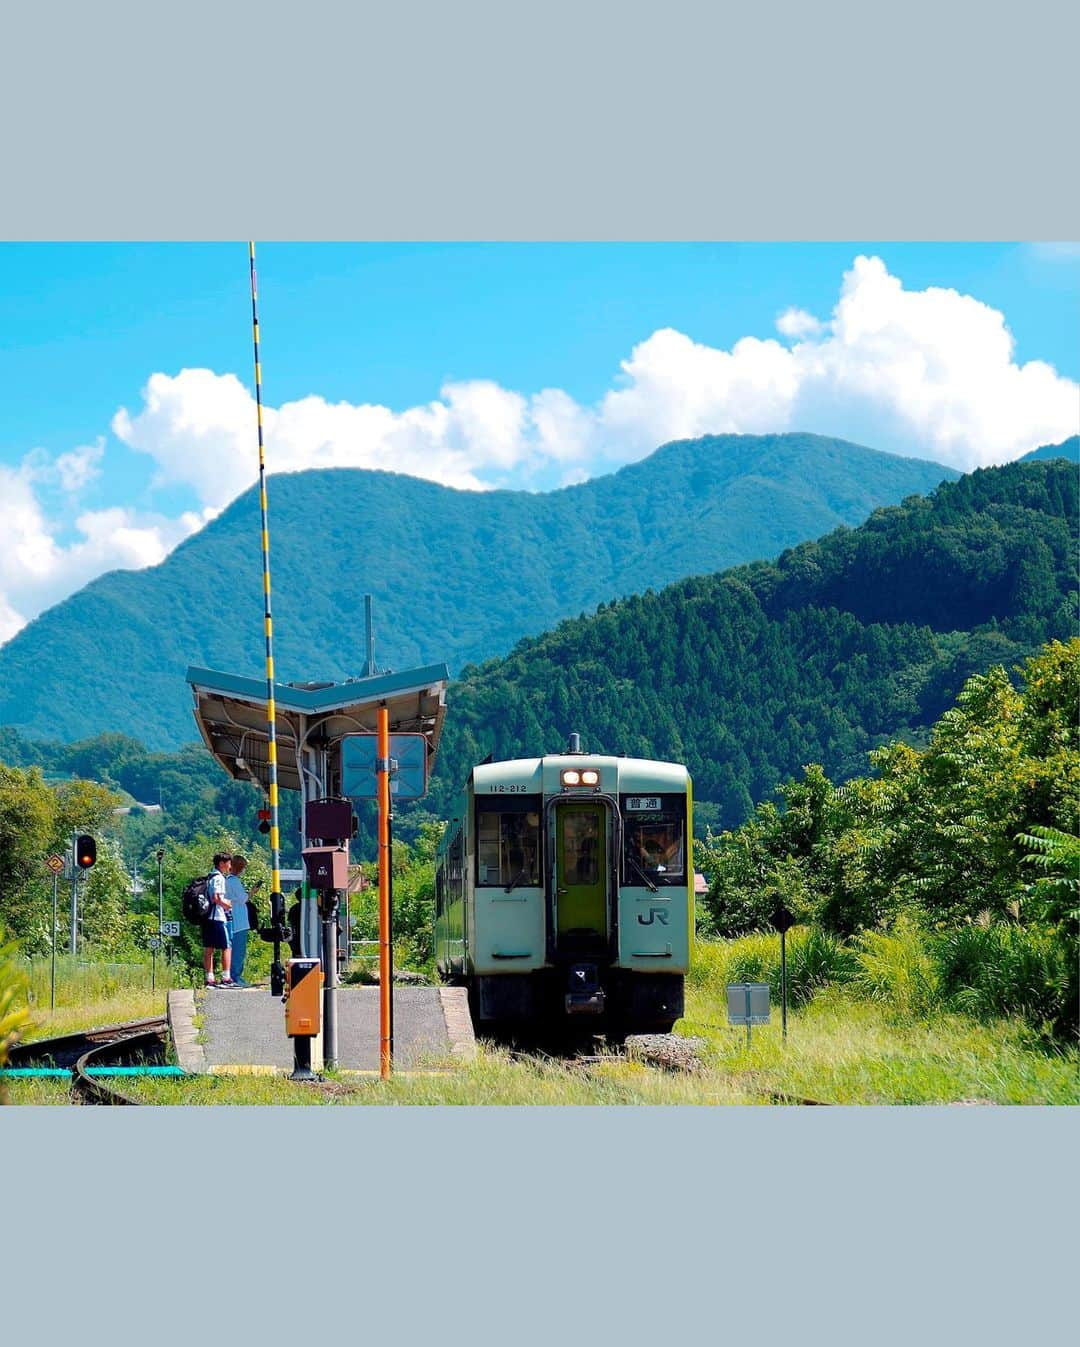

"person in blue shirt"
[202,852,233,986]
[225,853,253,987]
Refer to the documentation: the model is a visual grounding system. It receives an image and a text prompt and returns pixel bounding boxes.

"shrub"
[852,918,941,1019]
[934,924,1074,1034]
[0,928,31,1101]
[690,928,856,1009]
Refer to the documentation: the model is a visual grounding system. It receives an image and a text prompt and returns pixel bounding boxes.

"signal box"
[285,958,322,1037]
[304,798,354,844]
[302,845,349,892]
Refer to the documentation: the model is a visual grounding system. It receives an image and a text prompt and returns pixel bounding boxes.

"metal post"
[291,1033,315,1081]
[50,872,58,1011]
[155,849,164,995]
[781,929,788,1043]
[69,831,78,955]
[364,594,376,676]
[745,985,752,1049]
[377,705,393,1079]
[157,849,164,932]
[322,893,339,1070]
[388,803,395,1056]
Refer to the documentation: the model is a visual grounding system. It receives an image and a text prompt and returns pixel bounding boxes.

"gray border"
[2,2,1078,238]
[3,1109,1076,1339]
[3,2,1076,1337]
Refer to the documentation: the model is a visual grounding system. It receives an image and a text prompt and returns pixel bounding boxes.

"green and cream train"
[434,735,692,1032]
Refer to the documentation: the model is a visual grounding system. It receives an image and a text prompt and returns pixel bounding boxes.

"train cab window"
[622,795,686,886]
[475,798,541,887]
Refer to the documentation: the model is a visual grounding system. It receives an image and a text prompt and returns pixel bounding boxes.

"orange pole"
[378,705,392,1078]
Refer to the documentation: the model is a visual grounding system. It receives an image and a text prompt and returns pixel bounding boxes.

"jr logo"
[636,907,670,926]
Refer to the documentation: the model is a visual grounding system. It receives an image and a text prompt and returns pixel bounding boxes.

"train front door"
[554,803,607,954]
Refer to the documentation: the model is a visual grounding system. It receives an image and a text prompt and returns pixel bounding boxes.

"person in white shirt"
[225,853,253,987]
[202,852,234,987]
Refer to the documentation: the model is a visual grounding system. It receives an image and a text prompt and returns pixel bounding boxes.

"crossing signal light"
[258,808,271,835]
[76,834,97,869]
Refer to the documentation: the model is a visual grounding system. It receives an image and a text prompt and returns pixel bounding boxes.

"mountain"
[0,432,955,747]
[1019,434,1078,463]
[424,459,1078,829]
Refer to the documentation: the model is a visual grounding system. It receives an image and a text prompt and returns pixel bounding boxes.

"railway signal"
[771,904,795,1040]
[75,834,97,869]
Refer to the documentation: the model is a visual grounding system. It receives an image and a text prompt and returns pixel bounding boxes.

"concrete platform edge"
[439,987,477,1060]
[167,989,206,1074]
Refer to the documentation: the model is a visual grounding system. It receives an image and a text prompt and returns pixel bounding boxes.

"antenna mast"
[248,242,286,991]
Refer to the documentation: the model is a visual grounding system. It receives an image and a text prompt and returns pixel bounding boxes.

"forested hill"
[0,432,953,747]
[426,459,1078,828]
[1019,434,1078,464]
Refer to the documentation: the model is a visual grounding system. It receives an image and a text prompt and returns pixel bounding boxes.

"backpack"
[181,874,213,923]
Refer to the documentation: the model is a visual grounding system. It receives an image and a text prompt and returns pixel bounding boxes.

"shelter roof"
[186,663,450,794]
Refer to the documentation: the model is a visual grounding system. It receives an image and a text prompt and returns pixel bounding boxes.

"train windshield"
[476,801,541,887]
[622,794,686,886]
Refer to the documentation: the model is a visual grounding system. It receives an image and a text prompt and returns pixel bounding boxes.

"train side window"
[475,804,541,886]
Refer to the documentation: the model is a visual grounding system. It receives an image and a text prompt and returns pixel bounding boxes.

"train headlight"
[580,769,600,786]
[561,769,581,786]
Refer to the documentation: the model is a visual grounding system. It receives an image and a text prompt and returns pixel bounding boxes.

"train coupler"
[564,963,605,1016]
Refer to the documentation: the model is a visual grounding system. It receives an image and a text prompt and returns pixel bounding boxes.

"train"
[434,734,692,1034]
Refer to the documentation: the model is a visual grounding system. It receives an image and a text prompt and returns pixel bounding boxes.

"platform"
[167,985,475,1075]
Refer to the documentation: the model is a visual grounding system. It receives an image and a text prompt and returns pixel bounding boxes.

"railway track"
[501,1032,831,1103]
[8,1017,170,1105]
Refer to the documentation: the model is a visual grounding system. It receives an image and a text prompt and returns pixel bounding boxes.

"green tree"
[0,765,57,950]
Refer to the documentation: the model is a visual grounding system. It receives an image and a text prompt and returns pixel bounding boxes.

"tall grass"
[693,919,1074,1036]
[15,955,179,1042]
[689,926,855,1007]
[935,925,1073,1029]
[852,918,942,1019]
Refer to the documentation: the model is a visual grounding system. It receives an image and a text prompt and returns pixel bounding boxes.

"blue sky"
[0,242,1077,642]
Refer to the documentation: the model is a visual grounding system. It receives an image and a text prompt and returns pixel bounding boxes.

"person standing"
[226,853,253,987]
[202,852,234,987]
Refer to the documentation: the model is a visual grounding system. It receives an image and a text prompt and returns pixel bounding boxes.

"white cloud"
[0,456,212,644]
[777,307,824,339]
[112,256,1078,511]
[55,439,105,491]
[3,253,1077,646]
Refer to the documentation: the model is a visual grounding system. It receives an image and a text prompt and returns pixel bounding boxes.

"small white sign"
[160,921,181,937]
[626,796,661,812]
[727,982,771,1025]
[149,937,163,951]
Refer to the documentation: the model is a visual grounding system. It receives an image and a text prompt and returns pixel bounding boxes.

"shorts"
[202,919,231,950]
